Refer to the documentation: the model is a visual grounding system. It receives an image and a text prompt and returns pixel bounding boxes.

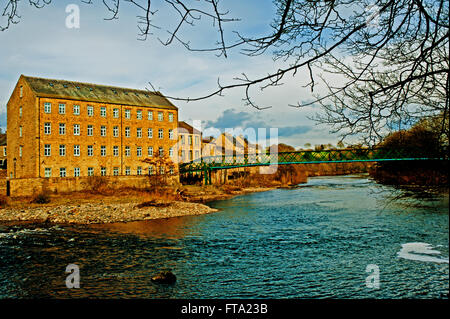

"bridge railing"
[178,148,446,173]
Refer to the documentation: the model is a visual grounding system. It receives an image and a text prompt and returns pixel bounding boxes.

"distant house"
[201,132,261,157]
[177,121,202,163]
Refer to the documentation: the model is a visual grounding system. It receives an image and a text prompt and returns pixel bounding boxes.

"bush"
[32,192,51,204]
[86,176,109,194]
[0,195,8,207]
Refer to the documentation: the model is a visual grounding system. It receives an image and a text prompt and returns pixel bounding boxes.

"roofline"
[33,93,177,110]
[21,74,178,110]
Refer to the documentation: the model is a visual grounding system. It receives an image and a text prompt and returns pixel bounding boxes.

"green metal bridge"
[179,148,447,185]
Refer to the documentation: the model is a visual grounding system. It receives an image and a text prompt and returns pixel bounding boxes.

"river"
[0,175,448,298]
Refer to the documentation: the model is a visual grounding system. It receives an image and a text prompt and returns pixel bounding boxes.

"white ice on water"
[397,242,449,264]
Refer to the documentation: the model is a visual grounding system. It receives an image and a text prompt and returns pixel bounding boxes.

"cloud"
[206,108,253,129]
[204,108,313,141]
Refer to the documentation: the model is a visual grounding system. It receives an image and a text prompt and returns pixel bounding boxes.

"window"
[59,123,66,135]
[169,129,174,140]
[158,129,163,139]
[148,111,153,120]
[137,147,142,157]
[181,150,185,160]
[74,167,80,177]
[181,135,185,145]
[125,109,131,119]
[125,167,131,176]
[169,167,174,175]
[87,145,93,156]
[100,107,106,117]
[59,103,66,114]
[113,108,119,118]
[137,110,142,119]
[189,150,193,161]
[137,166,142,175]
[87,125,93,136]
[113,146,119,157]
[101,125,107,137]
[2,148,6,156]
[59,144,66,156]
[148,146,153,157]
[19,146,22,157]
[74,145,80,156]
[87,105,94,116]
[44,144,51,156]
[125,146,130,157]
[73,124,80,136]
[19,126,22,137]
[158,147,164,157]
[169,147,174,157]
[59,168,66,177]
[160,166,165,175]
[44,122,51,135]
[195,136,199,146]
[195,150,200,159]
[125,127,130,137]
[88,167,94,176]
[44,168,51,178]
[137,128,142,138]
[113,126,119,137]
[101,146,106,157]
[158,112,163,121]
[113,167,119,176]
[147,128,153,138]
[148,166,154,175]
[19,107,22,117]
[44,102,51,113]
[19,86,23,98]
[188,135,192,145]
[168,113,174,122]
[101,167,107,176]
[73,105,80,115]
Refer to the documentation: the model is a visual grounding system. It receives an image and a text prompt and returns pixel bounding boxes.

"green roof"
[22,75,177,110]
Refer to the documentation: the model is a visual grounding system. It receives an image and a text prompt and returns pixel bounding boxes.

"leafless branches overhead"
[1,0,449,144]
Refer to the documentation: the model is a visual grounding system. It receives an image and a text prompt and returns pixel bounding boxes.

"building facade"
[7,75,179,179]
[177,121,202,163]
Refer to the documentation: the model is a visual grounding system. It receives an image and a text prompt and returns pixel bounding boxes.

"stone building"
[177,121,202,163]
[7,75,179,180]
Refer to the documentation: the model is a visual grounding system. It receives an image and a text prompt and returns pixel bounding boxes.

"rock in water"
[151,270,176,284]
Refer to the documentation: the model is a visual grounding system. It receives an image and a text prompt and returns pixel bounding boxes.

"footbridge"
[179,148,447,185]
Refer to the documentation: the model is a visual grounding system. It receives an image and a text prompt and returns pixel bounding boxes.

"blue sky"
[0,0,346,148]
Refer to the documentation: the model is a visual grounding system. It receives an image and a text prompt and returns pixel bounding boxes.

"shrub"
[86,176,109,194]
[32,192,51,204]
[0,195,8,207]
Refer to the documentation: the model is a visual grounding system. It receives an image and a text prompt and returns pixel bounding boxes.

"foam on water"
[397,242,449,264]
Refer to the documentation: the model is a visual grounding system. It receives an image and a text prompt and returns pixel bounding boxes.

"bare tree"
[1,0,448,144]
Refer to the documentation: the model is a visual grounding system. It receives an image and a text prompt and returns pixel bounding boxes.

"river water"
[0,175,448,298]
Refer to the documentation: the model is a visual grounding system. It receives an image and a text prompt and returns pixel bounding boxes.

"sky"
[0,0,350,148]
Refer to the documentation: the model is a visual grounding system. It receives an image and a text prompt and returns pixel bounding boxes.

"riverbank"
[0,184,276,225]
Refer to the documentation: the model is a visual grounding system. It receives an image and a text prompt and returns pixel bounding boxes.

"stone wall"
[5,174,180,197]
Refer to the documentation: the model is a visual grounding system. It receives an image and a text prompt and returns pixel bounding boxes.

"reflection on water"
[0,175,448,298]
[88,216,201,239]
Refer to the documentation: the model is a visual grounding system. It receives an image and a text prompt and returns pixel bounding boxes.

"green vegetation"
[370,114,448,186]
